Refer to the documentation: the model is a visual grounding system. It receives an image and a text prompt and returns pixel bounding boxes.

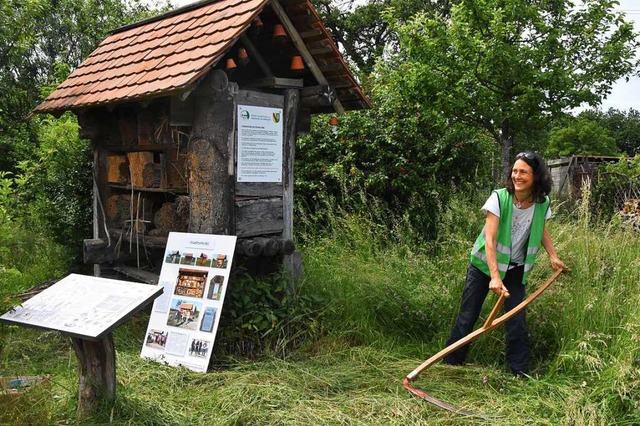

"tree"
[595,108,640,156]
[546,117,619,158]
[311,0,451,74]
[0,0,164,173]
[389,0,639,179]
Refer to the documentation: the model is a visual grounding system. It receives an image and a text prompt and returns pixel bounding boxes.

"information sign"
[140,232,237,373]
[237,104,283,182]
[0,274,163,341]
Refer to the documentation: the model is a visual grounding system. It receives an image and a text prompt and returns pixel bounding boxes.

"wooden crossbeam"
[270,0,345,114]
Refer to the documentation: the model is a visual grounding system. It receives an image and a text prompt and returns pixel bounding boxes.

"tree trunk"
[500,125,514,182]
[188,83,237,234]
[72,334,116,419]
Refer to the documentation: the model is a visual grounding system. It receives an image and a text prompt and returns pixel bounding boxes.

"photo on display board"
[213,254,228,269]
[179,253,197,265]
[173,268,208,299]
[199,307,218,333]
[167,298,202,330]
[206,275,225,301]
[165,249,181,264]
[188,338,211,358]
[195,252,213,267]
[145,329,168,349]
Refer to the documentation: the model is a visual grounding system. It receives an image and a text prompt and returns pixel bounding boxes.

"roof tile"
[33,0,369,113]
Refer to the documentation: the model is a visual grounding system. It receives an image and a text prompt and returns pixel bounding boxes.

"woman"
[443,152,566,376]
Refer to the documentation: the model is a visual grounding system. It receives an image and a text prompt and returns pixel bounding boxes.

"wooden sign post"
[0,274,162,418]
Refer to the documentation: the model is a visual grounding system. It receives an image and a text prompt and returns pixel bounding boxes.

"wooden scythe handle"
[406,268,563,381]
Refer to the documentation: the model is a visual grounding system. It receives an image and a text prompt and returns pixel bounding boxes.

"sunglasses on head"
[515,152,539,169]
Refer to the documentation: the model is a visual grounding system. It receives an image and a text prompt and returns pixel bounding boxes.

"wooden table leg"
[71,333,116,418]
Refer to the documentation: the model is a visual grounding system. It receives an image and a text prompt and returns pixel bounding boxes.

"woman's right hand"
[489,277,510,297]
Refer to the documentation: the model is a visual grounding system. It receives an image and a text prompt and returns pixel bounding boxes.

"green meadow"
[1,197,639,425]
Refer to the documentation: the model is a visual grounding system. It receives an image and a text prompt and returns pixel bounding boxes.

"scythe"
[403,268,563,415]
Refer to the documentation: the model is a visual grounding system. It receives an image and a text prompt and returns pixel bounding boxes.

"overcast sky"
[599,0,640,112]
[167,0,640,112]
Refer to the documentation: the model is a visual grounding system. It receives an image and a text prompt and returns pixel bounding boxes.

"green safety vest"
[470,188,549,284]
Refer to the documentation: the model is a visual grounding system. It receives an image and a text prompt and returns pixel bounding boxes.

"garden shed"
[548,155,620,198]
[31,0,369,282]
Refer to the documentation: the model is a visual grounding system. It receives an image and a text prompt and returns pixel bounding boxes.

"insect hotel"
[31,0,369,282]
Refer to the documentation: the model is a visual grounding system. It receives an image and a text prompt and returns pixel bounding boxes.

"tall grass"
[297,190,640,423]
[1,191,639,424]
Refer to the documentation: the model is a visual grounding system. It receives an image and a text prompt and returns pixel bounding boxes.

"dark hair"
[505,151,552,203]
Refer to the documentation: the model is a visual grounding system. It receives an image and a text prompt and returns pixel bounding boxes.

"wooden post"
[71,333,116,418]
[188,83,237,234]
[283,89,301,291]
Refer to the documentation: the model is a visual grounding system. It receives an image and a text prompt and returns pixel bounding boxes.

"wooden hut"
[548,155,620,198]
[31,0,370,283]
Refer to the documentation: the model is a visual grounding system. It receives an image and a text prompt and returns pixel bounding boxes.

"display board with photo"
[140,232,236,373]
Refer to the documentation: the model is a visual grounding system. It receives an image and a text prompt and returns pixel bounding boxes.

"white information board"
[140,232,237,373]
[237,104,283,183]
[0,274,162,340]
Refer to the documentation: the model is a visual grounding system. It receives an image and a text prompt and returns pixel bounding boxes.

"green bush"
[215,269,323,359]
[295,59,494,242]
[0,171,72,358]
[14,113,92,257]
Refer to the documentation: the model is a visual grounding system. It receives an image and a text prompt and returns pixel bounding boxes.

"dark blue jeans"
[443,264,529,374]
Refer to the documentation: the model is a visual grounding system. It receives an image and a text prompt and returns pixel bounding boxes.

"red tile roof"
[34,0,268,113]
[33,0,369,115]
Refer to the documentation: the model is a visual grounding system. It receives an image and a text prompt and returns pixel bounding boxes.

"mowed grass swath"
[1,196,640,425]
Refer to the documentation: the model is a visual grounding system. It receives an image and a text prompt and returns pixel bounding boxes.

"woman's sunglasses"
[515,152,539,169]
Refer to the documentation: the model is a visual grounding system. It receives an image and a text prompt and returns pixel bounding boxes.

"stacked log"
[105,194,154,226]
[127,152,154,187]
[166,151,188,189]
[119,162,130,184]
[105,194,131,224]
[619,199,640,232]
[235,236,295,257]
[149,196,190,237]
[142,163,162,188]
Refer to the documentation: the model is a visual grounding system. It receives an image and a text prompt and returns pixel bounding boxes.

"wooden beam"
[270,0,345,114]
[235,237,295,257]
[283,88,301,286]
[300,84,337,108]
[112,266,159,285]
[298,28,323,40]
[244,76,304,89]
[83,239,115,264]
[240,34,274,78]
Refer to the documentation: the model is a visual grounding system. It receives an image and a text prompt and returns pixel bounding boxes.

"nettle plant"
[216,269,322,357]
